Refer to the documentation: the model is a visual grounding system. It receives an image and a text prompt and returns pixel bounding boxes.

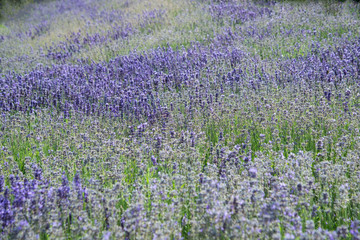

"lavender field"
[1,0,360,239]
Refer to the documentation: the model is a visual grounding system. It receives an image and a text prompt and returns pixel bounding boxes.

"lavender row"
[1,35,360,120]
[1,150,360,239]
[208,1,273,24]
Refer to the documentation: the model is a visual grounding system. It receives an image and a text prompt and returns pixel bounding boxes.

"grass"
[0,23,9,34]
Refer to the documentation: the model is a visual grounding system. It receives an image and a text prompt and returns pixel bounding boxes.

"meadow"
[1,0,360,239]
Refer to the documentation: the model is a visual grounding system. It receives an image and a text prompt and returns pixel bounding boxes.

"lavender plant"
[1,0,360,239]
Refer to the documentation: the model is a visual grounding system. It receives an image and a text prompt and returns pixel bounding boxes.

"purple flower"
[350,220,359,238]
[249,167,257,178]
[1,188,14,229]
[0,176,4,193]
[151,155,157,166]
[57,174,70,200]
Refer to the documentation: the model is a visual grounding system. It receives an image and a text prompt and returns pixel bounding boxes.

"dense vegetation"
[1,0,360,239]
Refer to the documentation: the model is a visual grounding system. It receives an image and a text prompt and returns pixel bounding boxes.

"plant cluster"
[1,0,360,239]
